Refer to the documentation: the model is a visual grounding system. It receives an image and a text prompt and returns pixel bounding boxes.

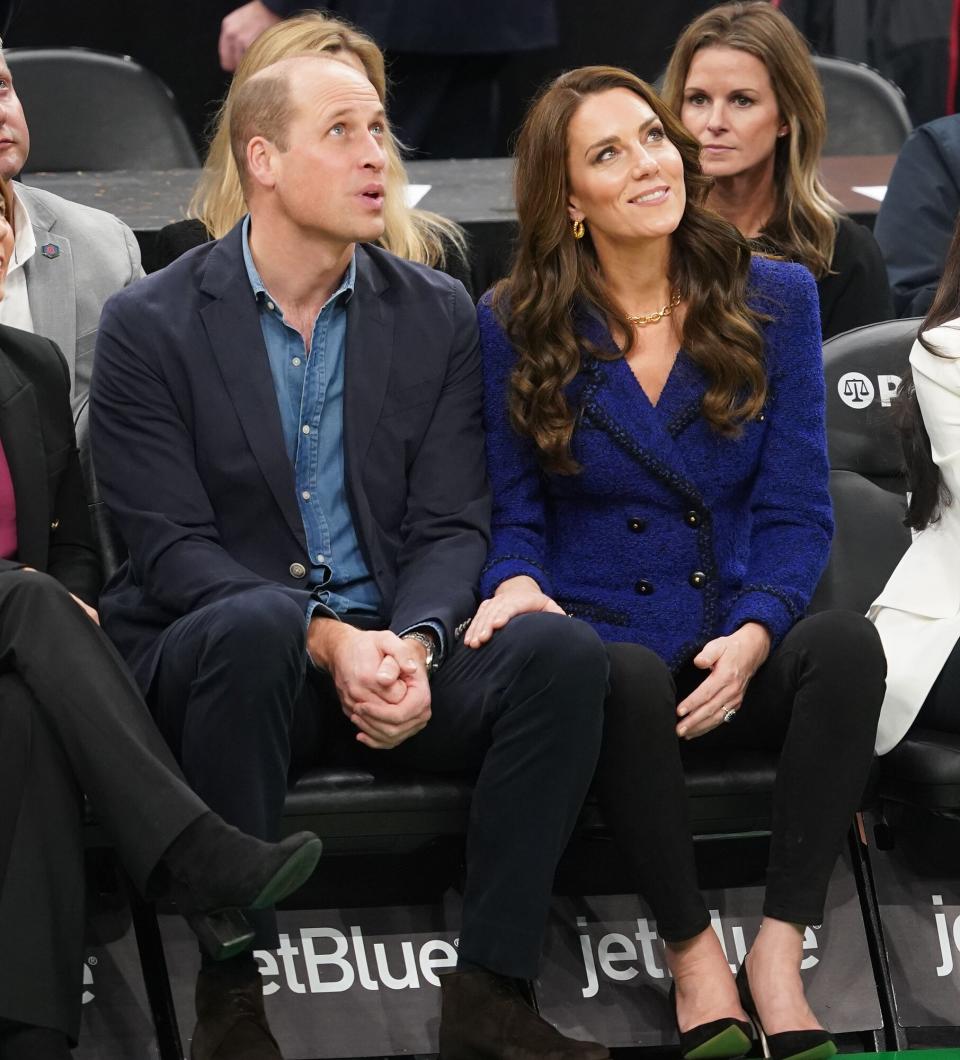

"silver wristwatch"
[402,629,440,676]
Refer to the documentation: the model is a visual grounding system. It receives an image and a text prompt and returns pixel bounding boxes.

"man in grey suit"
[0,48,142,411]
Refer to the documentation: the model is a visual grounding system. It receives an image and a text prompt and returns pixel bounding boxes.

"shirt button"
[689,570,707,589]
[289,562,307,579]
[627,517,646,533]
[634,580,654,595]
[317,554,325,563]
[685,510,701,528]
[266,300,275,311]
[302,424,311,434]
[292,357,302,367]
[302,490,311,500]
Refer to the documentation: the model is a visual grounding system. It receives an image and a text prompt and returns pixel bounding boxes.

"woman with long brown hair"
[156,12,470,290]
[661,1,892,339]
[467,65,886,1060]
[870,214,960,752]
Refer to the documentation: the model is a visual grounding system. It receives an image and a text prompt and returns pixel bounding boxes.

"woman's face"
[680,45,787,182]
[566,87,686,251]
[0,190,13,300]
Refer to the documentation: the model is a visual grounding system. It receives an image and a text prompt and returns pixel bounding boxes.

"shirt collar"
[9,187,37,276]
[241,214,356,316]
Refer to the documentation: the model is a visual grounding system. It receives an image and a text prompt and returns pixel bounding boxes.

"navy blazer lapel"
[0,352,48,568]
[198,226,306,550]
[344,246,393,473]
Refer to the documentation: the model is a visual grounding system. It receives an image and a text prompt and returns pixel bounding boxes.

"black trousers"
[594,611,887,941]
[0,570,207,1042]
[913,634,960,734]
[150,587,609,977]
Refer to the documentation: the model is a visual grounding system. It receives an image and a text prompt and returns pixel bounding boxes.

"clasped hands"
[464,574,771,739]
[307,620,432,750]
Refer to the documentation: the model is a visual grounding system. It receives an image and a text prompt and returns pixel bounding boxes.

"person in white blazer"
[870,219,960,753]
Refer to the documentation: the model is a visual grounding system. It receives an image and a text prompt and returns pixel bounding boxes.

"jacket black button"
[684,510,700,528]
[635,580,654,595]
[628,517,646,533]
[689,570,706,589]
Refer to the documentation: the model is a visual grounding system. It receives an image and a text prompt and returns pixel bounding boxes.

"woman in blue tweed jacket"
[467,67,886,1060]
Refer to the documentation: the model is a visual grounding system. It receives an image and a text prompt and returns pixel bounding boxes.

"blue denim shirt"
[242,217,380,618]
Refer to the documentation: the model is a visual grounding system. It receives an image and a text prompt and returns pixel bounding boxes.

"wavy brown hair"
[662,1,838,279]
[895,213,960,530]
[495,65,767,474]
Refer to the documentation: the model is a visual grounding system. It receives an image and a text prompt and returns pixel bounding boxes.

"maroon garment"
[0,435,17,560]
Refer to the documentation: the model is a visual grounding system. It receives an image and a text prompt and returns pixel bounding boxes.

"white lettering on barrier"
[255,929,459,994]
[577,912,819,999]
[931,894,960,977]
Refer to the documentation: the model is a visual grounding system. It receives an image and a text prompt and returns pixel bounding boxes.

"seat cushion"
[879,728,960,811]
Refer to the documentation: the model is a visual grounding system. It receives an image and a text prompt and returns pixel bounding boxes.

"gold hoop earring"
[572,218,585,240]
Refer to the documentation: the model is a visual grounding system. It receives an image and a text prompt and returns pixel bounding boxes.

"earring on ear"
[572,218,585,240]
[777,128,789,138]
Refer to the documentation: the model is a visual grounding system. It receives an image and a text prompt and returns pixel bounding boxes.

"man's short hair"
[229,67,295,193]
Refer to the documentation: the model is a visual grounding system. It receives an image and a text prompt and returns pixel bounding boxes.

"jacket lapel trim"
[198,226,306,550]
[344,246,393,475]
[21,190,77,378]
[581,358,703,504]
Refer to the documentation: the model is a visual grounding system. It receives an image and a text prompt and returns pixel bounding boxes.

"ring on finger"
[722,706,738,724]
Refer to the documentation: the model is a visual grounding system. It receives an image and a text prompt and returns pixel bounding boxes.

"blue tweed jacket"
[477,256,833,670]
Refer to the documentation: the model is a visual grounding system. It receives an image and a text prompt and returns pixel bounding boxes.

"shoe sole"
[249,837,323,910]
[684,1024,752,1060]
[770,1045,837,1060]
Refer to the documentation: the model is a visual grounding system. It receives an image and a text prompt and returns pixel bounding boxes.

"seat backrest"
[6,47,199,172]
[822,317,921,492]
[814,55,912,156]
[810,318,918,612]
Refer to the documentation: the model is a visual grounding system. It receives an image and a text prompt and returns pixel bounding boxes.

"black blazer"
[0,324,100,603]
[89,225,490,691]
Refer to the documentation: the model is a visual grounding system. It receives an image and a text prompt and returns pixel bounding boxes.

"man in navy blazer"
[90,56,608,1060]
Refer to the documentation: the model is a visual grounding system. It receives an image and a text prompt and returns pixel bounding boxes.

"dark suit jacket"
[89,225,490,691]
[0,324,100,603]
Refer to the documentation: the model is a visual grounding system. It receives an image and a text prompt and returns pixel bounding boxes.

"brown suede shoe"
[190,960,282,1060]
[439,968,610,1059]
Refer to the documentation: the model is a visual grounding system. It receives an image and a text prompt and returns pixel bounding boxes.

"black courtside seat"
[819,318,960,821]
[6,47,199,172]
[813,55,912,157]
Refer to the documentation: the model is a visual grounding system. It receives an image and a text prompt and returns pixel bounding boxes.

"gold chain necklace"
[626,290,681,327]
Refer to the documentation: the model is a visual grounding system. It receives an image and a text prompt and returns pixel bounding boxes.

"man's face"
[265,61,386,246]
[0,58,30,180]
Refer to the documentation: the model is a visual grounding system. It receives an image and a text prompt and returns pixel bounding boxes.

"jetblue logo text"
[577,910,820,998]
[254,928,459,994]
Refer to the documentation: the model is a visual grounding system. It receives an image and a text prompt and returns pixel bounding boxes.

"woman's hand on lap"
[675,622,771,738]
[464,575,565,648]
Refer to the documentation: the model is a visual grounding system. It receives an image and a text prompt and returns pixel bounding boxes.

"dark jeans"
[594,611,887,941]
[150,587,608,978]
[914,634,960,734]
[0,570,207,1041]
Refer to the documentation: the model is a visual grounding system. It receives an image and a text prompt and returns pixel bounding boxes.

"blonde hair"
[190,12,465,268]
[663,0,838,278]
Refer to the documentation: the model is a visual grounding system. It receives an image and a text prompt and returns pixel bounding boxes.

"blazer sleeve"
[38,339,101,603]
[387,281,491,643]
[89,294,326,621]
[721,266,834,644]
[874,124,960,319]
[476,295,555,599]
